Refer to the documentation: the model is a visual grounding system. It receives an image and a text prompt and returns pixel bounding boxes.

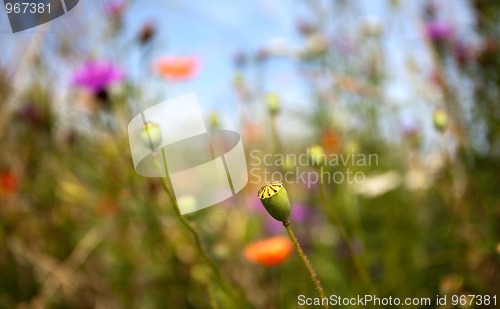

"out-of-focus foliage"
[0,0,499,308]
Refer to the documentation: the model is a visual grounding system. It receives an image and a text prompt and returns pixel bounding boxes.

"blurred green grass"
[1,0,500,308]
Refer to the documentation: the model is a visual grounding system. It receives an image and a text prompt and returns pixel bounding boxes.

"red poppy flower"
[321,130,342,154]
[0,170,18,197]
[153,56,200,81]
[244,236,294,266]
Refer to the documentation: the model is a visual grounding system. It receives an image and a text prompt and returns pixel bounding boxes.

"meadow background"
[0,0,499,308]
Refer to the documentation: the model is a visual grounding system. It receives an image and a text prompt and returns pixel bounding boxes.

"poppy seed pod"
[140,122,162,149]
[265,93,281,115]
[258,181,290,222]
[308,144,326,166]
[209,112,219,129]
[433,109,449,132]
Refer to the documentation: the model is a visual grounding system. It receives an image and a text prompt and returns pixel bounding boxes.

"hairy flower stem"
[319,181,375,294]
[283,220,328,308]
[158,176,249,307]
[151,154,249,307]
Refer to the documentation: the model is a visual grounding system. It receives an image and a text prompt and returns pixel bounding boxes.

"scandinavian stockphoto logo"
[4,0,79,32]
[128,93,248,215]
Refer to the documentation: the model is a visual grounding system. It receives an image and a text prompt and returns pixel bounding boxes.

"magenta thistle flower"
[105,0,125,15]
[72,60,124,93]
[425,21,453,42]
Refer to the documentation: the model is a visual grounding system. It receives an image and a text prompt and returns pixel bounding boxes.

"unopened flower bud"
[433,109,449,132]
[296,20,316,36]
[209,112,219,129]
[266,93,281,115]
[140,122,162,149]
[308,144,326,166]
[138,22,155,44]
[282,157,296,173]
[258,181,290,222]
[301,33,328,59]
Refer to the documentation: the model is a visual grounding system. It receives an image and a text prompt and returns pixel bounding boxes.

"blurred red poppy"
[96,197,119,217]
[242,122,263,144]
[153,56,200,81]
[321,130,342,154]
[244,236,294,266]
[0,170,18,197]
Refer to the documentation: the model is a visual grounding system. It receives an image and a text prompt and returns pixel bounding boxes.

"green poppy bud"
[265,93,281,115]
[282,157,296,173]
[140,121,162,149]
[300,33,328,59]
[209,112,219,129]
[308,144,326,166]
[258,181,290,222]
[433,109,449,132]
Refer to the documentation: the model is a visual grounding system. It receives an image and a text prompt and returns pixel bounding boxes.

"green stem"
[283,221,328,309]
[207,282,219,309]
[158,176,248,306]
[150,154,249,307]
[270,115,282,154]
[319,181,375,294]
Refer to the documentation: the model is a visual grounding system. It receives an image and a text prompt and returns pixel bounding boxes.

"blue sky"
[1,0,480,149]
[120,0,307,123]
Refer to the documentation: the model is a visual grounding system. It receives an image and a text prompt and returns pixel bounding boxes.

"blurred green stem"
[319,181,375,294]
[151,154,249,307]
[270,115,282,154]
[207,282,219,309]
[158,175,249,306]
[283,220,328,309]
[439,133,450,167]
